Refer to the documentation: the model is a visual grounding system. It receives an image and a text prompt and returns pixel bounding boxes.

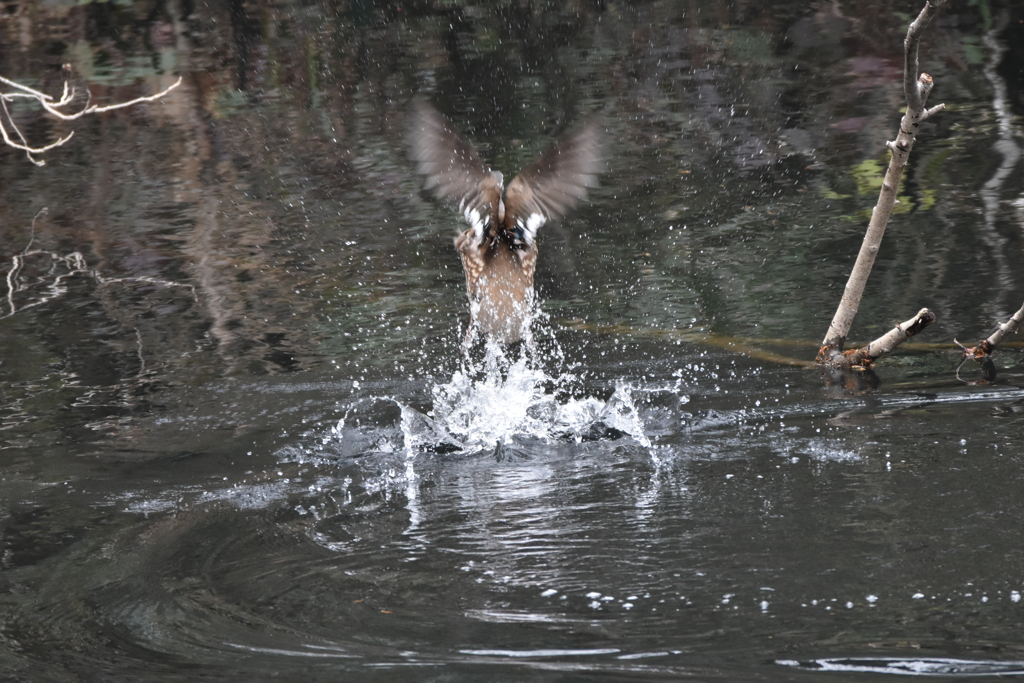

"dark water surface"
[2,0,1024,680]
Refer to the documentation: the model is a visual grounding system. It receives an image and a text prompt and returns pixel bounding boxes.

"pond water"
[2,0,1024,680]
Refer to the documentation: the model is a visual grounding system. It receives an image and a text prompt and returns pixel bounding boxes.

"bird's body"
[408,99,602,345]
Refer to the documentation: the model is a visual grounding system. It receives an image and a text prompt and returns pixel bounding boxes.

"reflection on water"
[2,0,1024,680]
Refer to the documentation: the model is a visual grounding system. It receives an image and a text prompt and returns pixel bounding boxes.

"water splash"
[399,342,651,456]
[778,657,1024,677]
[314,340,656,538]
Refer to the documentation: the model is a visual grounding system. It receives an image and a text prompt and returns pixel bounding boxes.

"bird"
[408,98,602,347]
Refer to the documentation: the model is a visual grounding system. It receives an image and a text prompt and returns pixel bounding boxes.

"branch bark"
[817,0,945,368]
[826,307,936,369]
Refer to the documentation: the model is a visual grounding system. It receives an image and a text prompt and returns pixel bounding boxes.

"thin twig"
[0,74,56,100]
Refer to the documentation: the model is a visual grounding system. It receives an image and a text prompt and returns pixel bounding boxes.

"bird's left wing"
[408,97,503,244]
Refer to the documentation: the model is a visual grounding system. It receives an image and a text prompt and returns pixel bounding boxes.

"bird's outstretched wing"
[408,98,503,245]
[503,121,603,246]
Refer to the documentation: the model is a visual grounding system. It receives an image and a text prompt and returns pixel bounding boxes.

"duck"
[408,98,602,346]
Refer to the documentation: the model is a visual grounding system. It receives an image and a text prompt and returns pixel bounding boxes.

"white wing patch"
[516,212,547,246]
[460,203,485,244]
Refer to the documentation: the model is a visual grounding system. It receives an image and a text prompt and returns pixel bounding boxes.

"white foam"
[400,343,651,454]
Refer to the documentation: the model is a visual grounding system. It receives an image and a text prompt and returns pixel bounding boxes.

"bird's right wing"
[502,121,603,246]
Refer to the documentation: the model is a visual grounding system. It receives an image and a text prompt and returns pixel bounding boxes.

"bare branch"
[920,103,946,122]
[985,301,1024,349]
[0,73,55,100]
[904,4,944,111]
[0,98,75,165]
[824,308,936,369]
[955,299,1024,364]
[818,0,946,368]
[42,76,182,121]
[1,68,181,165]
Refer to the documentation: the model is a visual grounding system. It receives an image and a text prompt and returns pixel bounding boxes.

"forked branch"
[817,0,946,368]
[0,65,182,166]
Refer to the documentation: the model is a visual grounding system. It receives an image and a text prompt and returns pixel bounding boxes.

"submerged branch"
[560,320,818,369]
[817,0,946,368]
[564,319,1022,370]
[0,66,181,166]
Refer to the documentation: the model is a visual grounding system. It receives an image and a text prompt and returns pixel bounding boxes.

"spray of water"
[311,324,658,535]
[398,339,651,457]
